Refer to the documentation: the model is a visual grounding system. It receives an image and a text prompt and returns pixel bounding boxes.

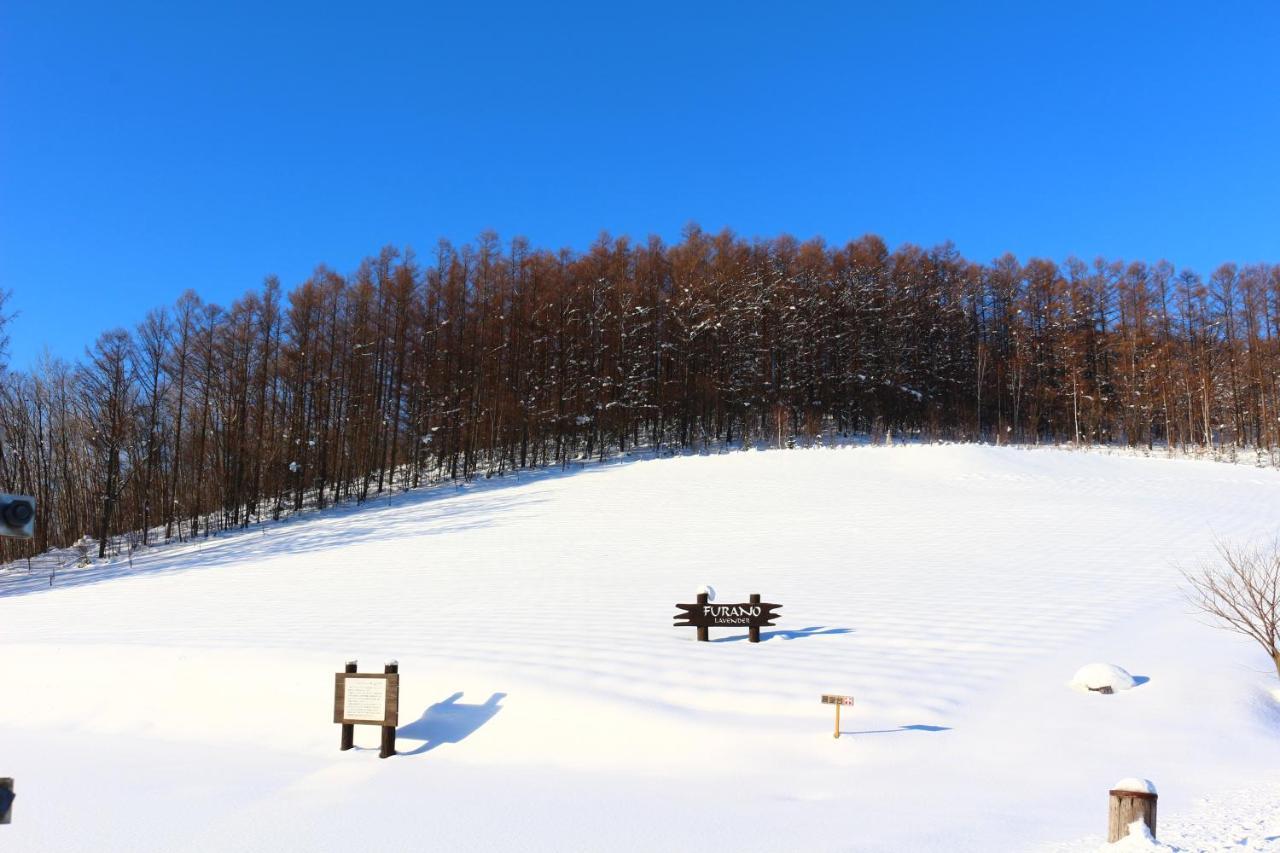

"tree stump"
[1108,782,1157,843]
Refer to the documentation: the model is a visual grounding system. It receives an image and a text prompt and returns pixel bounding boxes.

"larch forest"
[3,227,1279,561]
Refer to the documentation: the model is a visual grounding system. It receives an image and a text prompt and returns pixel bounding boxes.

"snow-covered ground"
[2,445,1278,852]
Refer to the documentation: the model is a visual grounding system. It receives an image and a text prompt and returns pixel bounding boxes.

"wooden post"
[1108,785,1157,843]
[0,777,13,825]
[696,593,709,642]
[379,661,398,759]
[834,704,841,739]
[749,593,761,643]
[340,660,357,751]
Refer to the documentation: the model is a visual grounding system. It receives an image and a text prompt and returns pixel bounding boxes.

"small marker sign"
[822,694,854,738]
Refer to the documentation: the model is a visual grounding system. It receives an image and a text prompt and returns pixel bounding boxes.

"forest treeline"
[2,228,1279,560]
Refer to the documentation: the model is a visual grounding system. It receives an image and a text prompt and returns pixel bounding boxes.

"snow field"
[2,445,1279,851]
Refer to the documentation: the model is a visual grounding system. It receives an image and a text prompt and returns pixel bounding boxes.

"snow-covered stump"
[1107,779,1157,843]
[340,660,357,751]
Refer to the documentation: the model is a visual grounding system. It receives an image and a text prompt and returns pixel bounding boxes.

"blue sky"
[2,1,1278,368]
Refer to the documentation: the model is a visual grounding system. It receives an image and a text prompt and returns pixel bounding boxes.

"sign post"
[821,694,855,738]
[339,660,357,751]
[673,593,782,642]
[380,661,398,759]
[334,661,400,758]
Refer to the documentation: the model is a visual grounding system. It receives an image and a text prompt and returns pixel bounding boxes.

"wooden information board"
[333,672,399,728]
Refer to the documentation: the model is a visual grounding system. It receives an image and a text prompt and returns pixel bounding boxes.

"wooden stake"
[696,593,709,642]
[749,593,761,643]
[379,661,398,759]
[1108,787,1157,843]
[340,661,357,751]
[834,703,841,738]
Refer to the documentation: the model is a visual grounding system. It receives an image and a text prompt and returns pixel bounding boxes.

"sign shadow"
[712,626,854,643]
[843,724,952,735]
[396,692,506,756]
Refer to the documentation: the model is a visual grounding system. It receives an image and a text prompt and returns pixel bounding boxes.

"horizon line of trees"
[2,227,1279,561]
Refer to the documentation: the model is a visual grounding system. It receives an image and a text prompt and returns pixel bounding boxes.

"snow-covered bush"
[1070,663,1136,693]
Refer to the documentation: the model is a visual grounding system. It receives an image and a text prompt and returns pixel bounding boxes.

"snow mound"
[696,584,716,601]
[1112,778,1157,795]
[1105,819,1166,850]
[1071,663,1136,693]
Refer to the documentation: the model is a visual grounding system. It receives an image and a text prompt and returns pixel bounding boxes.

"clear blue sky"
[3,1,1278,368]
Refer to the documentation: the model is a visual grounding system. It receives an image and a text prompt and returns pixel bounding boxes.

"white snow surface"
[1073,663,1139,693]
[2,445,1280,852]
[1041,781,1280,851]
[1113,778,1158,795]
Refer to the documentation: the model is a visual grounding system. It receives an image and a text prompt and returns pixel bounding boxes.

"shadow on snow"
[711,626,854,643]
[843,724,952,735]
[0,482,548,600]
[395,692,507,756]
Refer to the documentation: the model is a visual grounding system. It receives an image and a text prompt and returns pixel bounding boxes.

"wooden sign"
[335,661,400,758]
[334,672,400,727]
[674,592,781,642]
[822,693,854,738]
[674,602,782,628]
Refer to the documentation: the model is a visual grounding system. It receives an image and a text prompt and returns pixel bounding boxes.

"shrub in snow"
[696,584,716,601]
[1070,663,1136,694]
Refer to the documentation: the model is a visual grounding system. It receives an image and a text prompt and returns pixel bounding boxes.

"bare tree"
[4,233,1280,565]
[1185,537,1280,679]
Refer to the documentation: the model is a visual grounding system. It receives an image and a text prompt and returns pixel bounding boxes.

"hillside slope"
[2,445,1279,852]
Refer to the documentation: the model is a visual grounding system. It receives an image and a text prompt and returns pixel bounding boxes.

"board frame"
[333,672,400,727]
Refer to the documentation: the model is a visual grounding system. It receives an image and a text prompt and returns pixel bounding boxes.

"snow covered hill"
[2,445,1279,852]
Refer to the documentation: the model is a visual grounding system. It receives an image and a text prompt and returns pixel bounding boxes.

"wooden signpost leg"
[340,660,357,751]
[379,661,398,759]
[696,593,709,642]
[749,593,761,643]
[834,704,841,739]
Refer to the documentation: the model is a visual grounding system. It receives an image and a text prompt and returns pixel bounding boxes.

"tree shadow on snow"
[396,692,506,756]
[712,626,854,643]
[0,489,544,601]
[844,724,952,735]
